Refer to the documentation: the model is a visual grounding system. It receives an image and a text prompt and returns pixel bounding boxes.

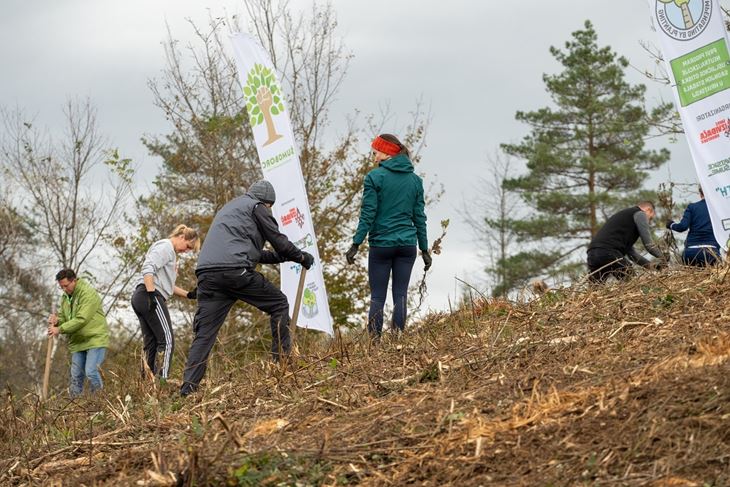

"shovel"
[42,301,57,401]
[289,267,307,350]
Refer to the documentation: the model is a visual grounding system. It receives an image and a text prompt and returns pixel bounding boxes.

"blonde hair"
[168,224,200,251]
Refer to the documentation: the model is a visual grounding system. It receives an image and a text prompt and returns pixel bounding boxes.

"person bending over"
[667,186,721,266]
[180,180,313,396]
[587,201,666,282]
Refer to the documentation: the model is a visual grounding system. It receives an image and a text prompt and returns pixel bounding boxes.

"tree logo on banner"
[244,63,285,146]
[302,287,319,318]
[655,0,712,41]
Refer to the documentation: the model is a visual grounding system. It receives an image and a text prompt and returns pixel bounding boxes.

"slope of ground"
[1,265,729,486]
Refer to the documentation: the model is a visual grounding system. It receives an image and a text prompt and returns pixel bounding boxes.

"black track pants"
[131,285,175,379]
[180,268,290,396]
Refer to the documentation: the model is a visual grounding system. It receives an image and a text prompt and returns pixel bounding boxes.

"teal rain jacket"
[353,154,428,251]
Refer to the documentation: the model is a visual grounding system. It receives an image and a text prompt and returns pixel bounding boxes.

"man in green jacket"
[47,269,110,397]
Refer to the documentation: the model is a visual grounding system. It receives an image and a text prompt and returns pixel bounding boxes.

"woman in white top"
[131,225,199,380]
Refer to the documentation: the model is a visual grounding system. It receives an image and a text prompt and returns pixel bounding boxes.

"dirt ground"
[2,265,729,486]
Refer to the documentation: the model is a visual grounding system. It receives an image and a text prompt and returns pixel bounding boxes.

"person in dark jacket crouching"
[180,180,314,396]
[667,186,721,266]
[345,134,429,338]
[587,201,666,283]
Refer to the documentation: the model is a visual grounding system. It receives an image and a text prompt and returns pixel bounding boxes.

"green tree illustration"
[303,288,316,307]
[659,0,694,29]
[302,288,317,317]
[244,63,285,146]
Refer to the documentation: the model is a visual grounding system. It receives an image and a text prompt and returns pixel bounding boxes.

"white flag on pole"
[648,0,730,247]
[230,32,334,335]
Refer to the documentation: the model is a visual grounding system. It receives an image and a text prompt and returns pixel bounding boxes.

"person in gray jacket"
[131,225,199,380]
[587,201,666,282]
[180,180,314,396]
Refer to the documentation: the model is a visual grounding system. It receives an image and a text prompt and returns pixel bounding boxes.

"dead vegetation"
[1,264,729,486]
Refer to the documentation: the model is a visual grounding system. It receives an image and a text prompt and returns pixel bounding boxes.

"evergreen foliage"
[498,20,674,292]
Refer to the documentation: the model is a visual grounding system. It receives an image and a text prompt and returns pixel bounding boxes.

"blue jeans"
[368,246,417,336]
[70,348,106,397]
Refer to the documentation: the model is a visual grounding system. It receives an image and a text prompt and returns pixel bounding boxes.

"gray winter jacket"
[196,187,303,273]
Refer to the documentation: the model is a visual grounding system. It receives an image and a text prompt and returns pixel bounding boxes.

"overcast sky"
[0,0,703,313]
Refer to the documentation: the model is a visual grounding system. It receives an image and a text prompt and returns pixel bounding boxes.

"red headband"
[371,136,401,156]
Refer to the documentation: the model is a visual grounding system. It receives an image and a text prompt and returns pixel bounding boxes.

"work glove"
[345,244,359,265]
[300,251,314,270]
[147,291,157,313]
[422,250,432,271]
[665,220,674,230]
[650,259,668,271]
[186,287,197,300]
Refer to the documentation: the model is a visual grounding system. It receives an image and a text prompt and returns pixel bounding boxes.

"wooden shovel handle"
[42,302,57,401]
[290,267,308,340]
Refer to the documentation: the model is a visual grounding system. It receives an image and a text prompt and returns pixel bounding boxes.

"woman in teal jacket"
[346,134,430,337]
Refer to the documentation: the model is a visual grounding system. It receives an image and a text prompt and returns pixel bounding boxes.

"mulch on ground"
[2,264,729,486]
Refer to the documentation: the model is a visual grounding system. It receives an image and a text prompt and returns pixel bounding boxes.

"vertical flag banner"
[230,32,333,335]
[649,0,730,247]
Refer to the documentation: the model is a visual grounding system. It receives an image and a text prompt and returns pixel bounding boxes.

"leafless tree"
[464,150,522,297]
[0,183,51,391]
[1,99,133,275]
[0,99,135,393]
[142,1,433,331]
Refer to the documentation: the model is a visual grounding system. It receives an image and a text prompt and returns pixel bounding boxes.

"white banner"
[649,0,730,247]
[230,32,333,336]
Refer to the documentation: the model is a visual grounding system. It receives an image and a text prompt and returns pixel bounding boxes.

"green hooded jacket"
[353,154,428,250]
[57,278,110,353]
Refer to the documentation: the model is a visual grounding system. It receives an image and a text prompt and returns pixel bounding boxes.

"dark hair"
[699,185,704,198]
[55,268,77,281]
[378,133,410,158]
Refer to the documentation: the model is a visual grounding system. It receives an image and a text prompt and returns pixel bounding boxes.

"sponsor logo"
[294,233,314,249]
[302,286,319,319]
[699,118,728,144]
[723,219,730,231]
[244,63,285,146]
[707,156,730,177]
[261,146,295,171]
[715,184,730,198]
[280,207,305,228]
[289,262,315,274]
[655,0,712,42]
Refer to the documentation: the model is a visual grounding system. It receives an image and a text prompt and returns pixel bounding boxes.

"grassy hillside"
[2,265,730,486]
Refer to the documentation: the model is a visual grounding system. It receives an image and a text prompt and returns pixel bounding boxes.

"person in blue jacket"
[667,186,721,266]
[345,134,430,338]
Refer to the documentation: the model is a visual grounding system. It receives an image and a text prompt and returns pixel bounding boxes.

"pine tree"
[499,20,673,290]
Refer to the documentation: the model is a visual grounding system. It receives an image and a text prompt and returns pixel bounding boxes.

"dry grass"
[1,264,729,486]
